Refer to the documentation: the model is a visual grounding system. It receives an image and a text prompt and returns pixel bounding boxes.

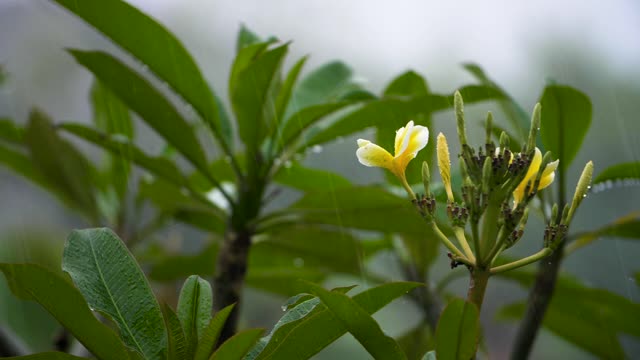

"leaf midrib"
[88,236,147,357]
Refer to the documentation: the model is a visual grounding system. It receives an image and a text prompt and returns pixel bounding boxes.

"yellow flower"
[356,120,429,198]
[513,148,559,206]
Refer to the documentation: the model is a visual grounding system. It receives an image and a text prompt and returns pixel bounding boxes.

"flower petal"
[394,120,414,156]
[404,124,429,157]
[513,148,542,206]
[356,139,394,169]
[538,160,559,190]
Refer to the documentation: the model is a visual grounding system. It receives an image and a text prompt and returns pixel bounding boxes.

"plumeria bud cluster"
[355,91,593,274]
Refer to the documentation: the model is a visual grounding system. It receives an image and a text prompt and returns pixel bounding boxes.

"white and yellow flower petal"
[513,148,558,206]
[538,159,559,190]
[356,139,394,170]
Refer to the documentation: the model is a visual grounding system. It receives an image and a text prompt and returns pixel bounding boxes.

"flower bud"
[482,156,492,194]
[565,161,594,224]
[499,131,510,150]
[437,133,454,202]
[550,203,558,225]
[422,161,431,198]
[454,91,468,146]
[485,111,493,144]
[525,103,541,152]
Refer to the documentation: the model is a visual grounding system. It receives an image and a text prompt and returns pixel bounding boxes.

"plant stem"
[430,221,466,260]
[466,267,490,311]
[479,200,501,266]
[490,248,552,274]
[453,227,476,264]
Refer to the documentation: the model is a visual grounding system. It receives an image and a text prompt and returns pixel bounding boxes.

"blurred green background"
[0,1,638,359]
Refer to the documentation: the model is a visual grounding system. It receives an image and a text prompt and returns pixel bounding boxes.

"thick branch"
[213,226,253,344]
[510,243,564,359]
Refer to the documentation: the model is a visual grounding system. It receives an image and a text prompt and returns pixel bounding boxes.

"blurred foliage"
[0,1,638,359]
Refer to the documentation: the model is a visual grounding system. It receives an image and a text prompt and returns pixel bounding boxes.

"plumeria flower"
[513,147,559,206]
[356,120,429,198]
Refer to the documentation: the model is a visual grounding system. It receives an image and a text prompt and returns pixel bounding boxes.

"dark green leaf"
[193,304,235,360]
[289,61,356,111]
[273,56,307,138]
[161,304,190,360]
[593,162,640,187]
[383,71,429,97]
[249,282,421,360]
[69,50,209,175]
[177,275,213,355]
[290,186,428,235]
[60,123,187,187]
[149,243,218,282]
[498,271,639,358]
[0,264,131,360]
[0,118,24,144]
[272,163,351,192]
[52,0,229,147]
[236,24,262,52]
[210,328,264,360]
[435,299,479,360]
[539,85,592,171]
[62,228,166,360]
[231,44,288,149]
[567,211,640,252]
[463,63,529,140]
[498,302,624,359]
[277,101,354,150]
[305,282,406,359]
[2,353,89,360]
[0,143,52,194]
[25,111,98,218]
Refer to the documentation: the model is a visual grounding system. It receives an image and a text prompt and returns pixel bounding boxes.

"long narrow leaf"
[69,50,210,177]
[177,276,213,355]
[161,304,190,360]
[52,0,230,146]
[193,304,235,360]
[0,264,131,360]
[210,328,264,360]
[62,228,166,360]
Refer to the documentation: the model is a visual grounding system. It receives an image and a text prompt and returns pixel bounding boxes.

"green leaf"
[24,110,99,218]
[0,118,24,144]
[249,281,421,360]
[60,123,187,188]
[210,328,264,360]
[396,322,434,360]
[435,299,479,360]
[161,304,190,360]
[463,63,530,140]
[305,86,502,147]
[593,161,640,188]
[567,211,640,253]
[90,79,134,200]
[289,61,357,111]
[305,282,406,359]
[231,44,288,150]
[52,0,230,147]
[236,24,262,52]
[177,275,213,355]
[2,353,89,360]
[62,228,166,360]
[149,244,219,282]
[273,56,307,138]
[193,304,235,360]
[277,101,354,151]
[69,50,210,175]
[383,71,429,97]
[539,85,592,171]
[0,143,52,194]
[290,186,428,235]
[0,264,131,360]
[272,163,351,192]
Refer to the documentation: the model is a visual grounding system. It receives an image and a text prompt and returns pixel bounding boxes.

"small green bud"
[499,131,510,150]
[565,161,594,224]
[422,161,431,197]
[482,156,492,193]
[560,204,570,224]
[519,208,530,230]
[455,91,468,146]
[485,111,493,144]
[525,103,541,152]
